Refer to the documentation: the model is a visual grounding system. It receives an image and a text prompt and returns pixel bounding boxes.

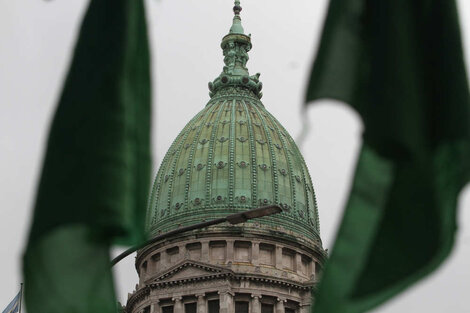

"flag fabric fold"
[23,0,152,312]
[306,0,470,312]
[2,291,21,313]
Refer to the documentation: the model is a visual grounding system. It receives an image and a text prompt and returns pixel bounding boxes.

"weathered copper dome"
[146,1,321,245]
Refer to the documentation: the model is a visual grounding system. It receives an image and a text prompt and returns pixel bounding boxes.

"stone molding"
[142,259,314,290]
[136,230,326,273]
[127,258,316,312]
[126,287,150,313]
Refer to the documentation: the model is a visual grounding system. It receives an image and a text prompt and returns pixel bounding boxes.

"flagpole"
[19,283,24,313]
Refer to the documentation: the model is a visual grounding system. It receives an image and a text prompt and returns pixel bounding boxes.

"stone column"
[296,253,302,275]
[149,256,157,274]
[275,246,283,269]
[160,250,168,269]
[196,294,206,313]
[252,242,260,266]
[150,300,160,313]
[226,240,234,264]
[201,241,210,262]
[137,261,145,285]
[180,244,187,261]
[251,294,262,313]
[299,304,310,313]
[276,298,286,313]
[139,273,144,286]
[218,291,234,313]
[173,296,183,313]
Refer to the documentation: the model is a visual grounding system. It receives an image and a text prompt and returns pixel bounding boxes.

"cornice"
[126,286,150,313]
[127,257,319,312]
[207,86,262,103]
[127,268,316,312]
[136,228,326,268]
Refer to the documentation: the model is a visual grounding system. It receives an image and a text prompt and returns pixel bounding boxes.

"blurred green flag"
[306,1,470,312]
[23,0,151,312]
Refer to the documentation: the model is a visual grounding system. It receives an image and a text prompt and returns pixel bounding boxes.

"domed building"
[126,2,326,313]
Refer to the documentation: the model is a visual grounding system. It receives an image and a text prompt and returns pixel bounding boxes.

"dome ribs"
[166,108,209,218]
[228,99,236,207]
[267,111,297,213]
[147,93,321,241]
[268,111,320,235]
[183,102,219,211]
[241,99,258,207]
[271,111,309,220]
[282,118,320,232]
[233,100,251,207]
[204,100,228,208]
[251,102,279,205]
[153,107,207,231]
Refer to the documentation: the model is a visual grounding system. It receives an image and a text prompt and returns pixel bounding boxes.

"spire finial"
[230,0,244,34]
[207,0,263,99]
[233,1,242,15]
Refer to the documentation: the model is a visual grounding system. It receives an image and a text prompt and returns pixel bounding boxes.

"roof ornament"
[208,0,263,99]
[230,1,244,34]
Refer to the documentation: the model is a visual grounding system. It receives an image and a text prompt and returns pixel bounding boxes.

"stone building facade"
[125,2,326,313]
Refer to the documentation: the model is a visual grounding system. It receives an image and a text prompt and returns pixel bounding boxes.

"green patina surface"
[146,2,321,243]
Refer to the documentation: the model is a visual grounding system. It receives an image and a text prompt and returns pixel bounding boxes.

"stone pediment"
[147,260,231,285]
[167,266,209,280]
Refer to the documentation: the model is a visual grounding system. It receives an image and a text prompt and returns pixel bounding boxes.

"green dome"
[146,2,321,244]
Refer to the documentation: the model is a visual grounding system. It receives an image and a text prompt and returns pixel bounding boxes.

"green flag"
[306,0,470,312]
[23,0,151,312]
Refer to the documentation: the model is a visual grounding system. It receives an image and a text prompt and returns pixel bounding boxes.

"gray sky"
[1,1,469,312]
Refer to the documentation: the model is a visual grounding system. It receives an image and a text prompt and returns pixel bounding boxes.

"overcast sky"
[1,1,469,312]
